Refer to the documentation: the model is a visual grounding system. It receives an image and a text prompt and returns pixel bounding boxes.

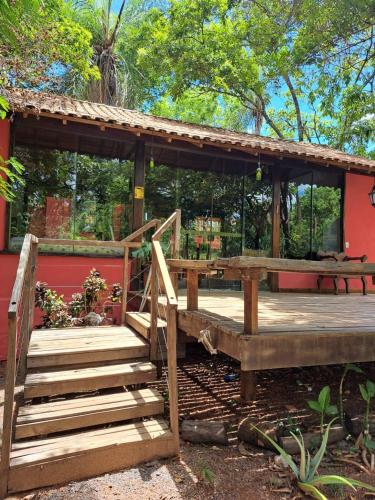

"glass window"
[9,147,133,255]
[281,170,343,259]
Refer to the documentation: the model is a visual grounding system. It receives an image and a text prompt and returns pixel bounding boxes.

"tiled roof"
[4,88,375,171]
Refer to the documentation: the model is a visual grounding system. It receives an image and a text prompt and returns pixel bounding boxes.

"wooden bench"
[317,252,368,295]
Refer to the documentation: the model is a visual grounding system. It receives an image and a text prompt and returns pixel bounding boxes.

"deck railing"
[0,234,38,497]
[151,209,180,452]
[167,255,375,335]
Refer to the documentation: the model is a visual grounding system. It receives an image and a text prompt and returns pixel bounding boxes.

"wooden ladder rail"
[0,234,38,499]
[150,210,181,453]
[121,218,161,325]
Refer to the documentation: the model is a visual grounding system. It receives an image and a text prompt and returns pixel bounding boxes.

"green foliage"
[359,379,375,441]
[35,268,121,328]
[131,0,374,155]
[35,281,72,328]
[308,386,338,435]
[0,0,99,90]
[0,155,25,201]
[253,421,375,500]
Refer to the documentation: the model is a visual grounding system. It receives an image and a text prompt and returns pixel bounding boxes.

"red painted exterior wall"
[279,173,375,292]
[0,119,10,251]
[0,254,130,359]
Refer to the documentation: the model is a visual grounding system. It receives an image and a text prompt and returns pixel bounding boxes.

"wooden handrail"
[39,238,141,248]
[152,211,179,242]
[150,210,181,453]
[1,234,38,498]
[122,218,160,242]
[214,256,375,276]
[120,219,161,325]
[153,241,178,306]
[167,256,375,277]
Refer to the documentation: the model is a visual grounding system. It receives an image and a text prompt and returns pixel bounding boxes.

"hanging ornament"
[150,139,155,168]
[256,155,262,181]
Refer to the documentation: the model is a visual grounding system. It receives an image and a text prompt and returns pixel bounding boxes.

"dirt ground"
[4,347,375,499]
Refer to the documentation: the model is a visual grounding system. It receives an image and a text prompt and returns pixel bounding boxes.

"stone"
[84,312,103,326]
[238,417,278,450]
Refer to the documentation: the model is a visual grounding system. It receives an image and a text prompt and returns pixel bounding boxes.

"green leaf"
[346,363,363,374]
[308,400,322,413]
[366,380,375,398]
[308,420,336,481]
[326,404,338,416]
[346,478,375,492]
[298,482,327,500]
[359,383,369,402]
[290,431,307,481]
[250,425,300,478]
[318,386,330,411]
[312,475,356,490]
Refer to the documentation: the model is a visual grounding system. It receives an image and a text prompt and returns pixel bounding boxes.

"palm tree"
[73,0,141,107]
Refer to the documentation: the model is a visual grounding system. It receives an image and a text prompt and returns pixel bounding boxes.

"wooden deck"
[175,290,375,371]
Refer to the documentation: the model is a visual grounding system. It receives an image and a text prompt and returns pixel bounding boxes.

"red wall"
[279,172,375,291]
[0,119,10,251]
[0,254,129,359]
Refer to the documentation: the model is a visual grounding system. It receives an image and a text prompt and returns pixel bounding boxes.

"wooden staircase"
[0,212,181,497]
[6,325,176,494]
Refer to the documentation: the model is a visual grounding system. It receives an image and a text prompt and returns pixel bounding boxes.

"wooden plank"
[153,242,178,306]
[15,388,164,439]
[167,305,179,450]
[243,275,259,335]
[152,211,177,241]
[186,269,199,311]
[24,361,157,398]
[126,311,166,339]
[8,424,176,494]
[240,331,375,371]
[27,346,149,368]
[39,238,141,248]
[215,256,375,276]
[168,259,213,270]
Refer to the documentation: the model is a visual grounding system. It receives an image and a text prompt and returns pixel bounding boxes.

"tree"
[0,0,99,91]
[130,0,374,154]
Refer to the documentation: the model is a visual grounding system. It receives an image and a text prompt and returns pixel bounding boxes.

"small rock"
[274,455,289,469]
[145,460,159,468]
[84,312,103,326]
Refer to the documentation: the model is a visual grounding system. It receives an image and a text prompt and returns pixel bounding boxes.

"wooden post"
[121,246,129,325]
[150,246,158,362]
[132,141,145,231]
[241,271,259,402]
[167,304,179,452]
[186,269,199,311]
[242,272,259,335]
[171,209,181,296]
[240,369,257,401]
[270,169,281,292]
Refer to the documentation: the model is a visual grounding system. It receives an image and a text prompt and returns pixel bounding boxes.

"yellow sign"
[134,186,144,200]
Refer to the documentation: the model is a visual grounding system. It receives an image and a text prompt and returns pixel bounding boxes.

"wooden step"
[8,418,176,493]
[24,361,157,398]
[126,311,167,340]
[28,326,149,368]
[15,388,164,439]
